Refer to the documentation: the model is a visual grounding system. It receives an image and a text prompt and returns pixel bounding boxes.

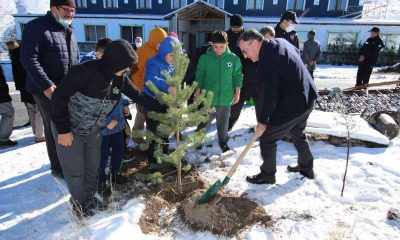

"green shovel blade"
[198,176,231,204]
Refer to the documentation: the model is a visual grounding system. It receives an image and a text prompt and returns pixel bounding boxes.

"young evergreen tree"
[139,42,213,194]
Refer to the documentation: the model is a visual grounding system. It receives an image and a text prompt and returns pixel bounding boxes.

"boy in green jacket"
[194,30,243,152]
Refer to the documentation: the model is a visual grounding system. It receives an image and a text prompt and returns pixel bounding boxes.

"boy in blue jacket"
[98,96,130,196]
[143,36,180,165]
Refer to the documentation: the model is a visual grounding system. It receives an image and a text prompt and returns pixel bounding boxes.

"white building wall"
[14,15,399,52]
[244,21,400,51]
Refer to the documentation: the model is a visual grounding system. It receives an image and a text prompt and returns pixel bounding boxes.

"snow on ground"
[1,103,400,239]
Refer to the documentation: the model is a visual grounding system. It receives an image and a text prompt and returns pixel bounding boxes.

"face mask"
[135,42,142,48]
[56,9,72,27]
[286,24,295,33]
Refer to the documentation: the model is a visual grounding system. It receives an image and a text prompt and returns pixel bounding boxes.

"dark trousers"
[98,131,125,184]
[228,84,260,130]
[356,62,373,86]
[308,69,314,79]
[259,105,314,176]
[33,94,61,172]
[196,106,231,145]
[51,123,102,205]
[146,116,169,164]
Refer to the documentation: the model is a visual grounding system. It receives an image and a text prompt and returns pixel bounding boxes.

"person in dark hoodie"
[51,39,162,219]
[275,11,300,51]
[143,36,180,165]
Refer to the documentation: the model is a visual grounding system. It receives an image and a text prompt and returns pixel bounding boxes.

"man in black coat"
[226,14,261,131]
[7,40,45,143]
[0,64,17,147]
[356,27,385,86]
[275,11,300,51]
[21,0,79,177]
[238,29,318,184]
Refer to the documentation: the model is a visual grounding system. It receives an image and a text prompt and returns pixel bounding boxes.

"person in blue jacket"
[98,96,130,196]
[143,36,180,165]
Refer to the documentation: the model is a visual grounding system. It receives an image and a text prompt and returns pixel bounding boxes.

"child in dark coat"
[51,39,161,219]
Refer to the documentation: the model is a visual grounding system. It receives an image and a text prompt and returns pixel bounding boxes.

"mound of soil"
[179,189,272,236]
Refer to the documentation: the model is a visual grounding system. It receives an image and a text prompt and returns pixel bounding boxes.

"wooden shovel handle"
[226,133,258,179]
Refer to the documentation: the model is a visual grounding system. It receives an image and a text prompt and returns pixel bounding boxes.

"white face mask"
[55,9,72,27]
[286,24,295,33]
[135,42,142,48]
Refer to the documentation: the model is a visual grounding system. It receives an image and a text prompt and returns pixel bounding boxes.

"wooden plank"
[343,80,400,91]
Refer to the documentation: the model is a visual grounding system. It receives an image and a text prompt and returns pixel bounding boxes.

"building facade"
[13,0,400,61]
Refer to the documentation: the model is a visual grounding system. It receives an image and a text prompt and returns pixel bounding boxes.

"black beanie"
[50,0,76,8]
[230,14,243,27]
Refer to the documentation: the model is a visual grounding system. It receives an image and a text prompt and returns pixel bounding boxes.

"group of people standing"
[0,0,386,219]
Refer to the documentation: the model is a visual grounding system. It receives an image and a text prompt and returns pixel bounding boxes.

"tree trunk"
[176,124,183,194]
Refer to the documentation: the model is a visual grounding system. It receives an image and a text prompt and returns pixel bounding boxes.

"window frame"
[286,0,306,11]
[171,0,188,9]
[380,33,400,51]
[246,0,264,11]
[207,0,225,9]
[84,24,107,42]
[120,25,144,43]
[76,0,88,8]
[103,0,118,8]
[326,31,359,52]
[137,0,152,9]
[327,0,348,12]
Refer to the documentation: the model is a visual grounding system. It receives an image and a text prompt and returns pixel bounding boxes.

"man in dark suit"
[237,29,318,184]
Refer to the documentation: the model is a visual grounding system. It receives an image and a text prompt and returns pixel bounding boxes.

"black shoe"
[97,183,112,197]
[287,164,314,179]
[113,174,129,185]
[70,198,95,219]
[219,143,230,153]
[246,172,276,185]
[0,140,17,147]
[51,169,64,178]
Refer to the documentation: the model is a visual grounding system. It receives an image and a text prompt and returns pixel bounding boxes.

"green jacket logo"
[227,62,233,68]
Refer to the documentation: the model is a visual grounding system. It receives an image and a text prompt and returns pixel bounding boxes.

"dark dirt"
[178,189,272,236]
[139,196,173,235]
[121,145,274,237]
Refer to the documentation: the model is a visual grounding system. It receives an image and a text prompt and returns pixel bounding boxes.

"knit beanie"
[50,0,76,8]
[230,14,243,27]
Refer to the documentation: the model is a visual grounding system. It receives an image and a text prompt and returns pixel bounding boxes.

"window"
[287,0,305,10]
[328,0,347,11]
[85,25,106,42]
[297,31,308,51]
[76,0,87,8]
[208,0,224,9]
[172,0,187,9]
[380,34,400,51]
[137,0,151,8]
[327,32,358,52]
[233,0,238,4]
[246,0,263,10]
[121,26,143,43]
[104,0,118,8]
